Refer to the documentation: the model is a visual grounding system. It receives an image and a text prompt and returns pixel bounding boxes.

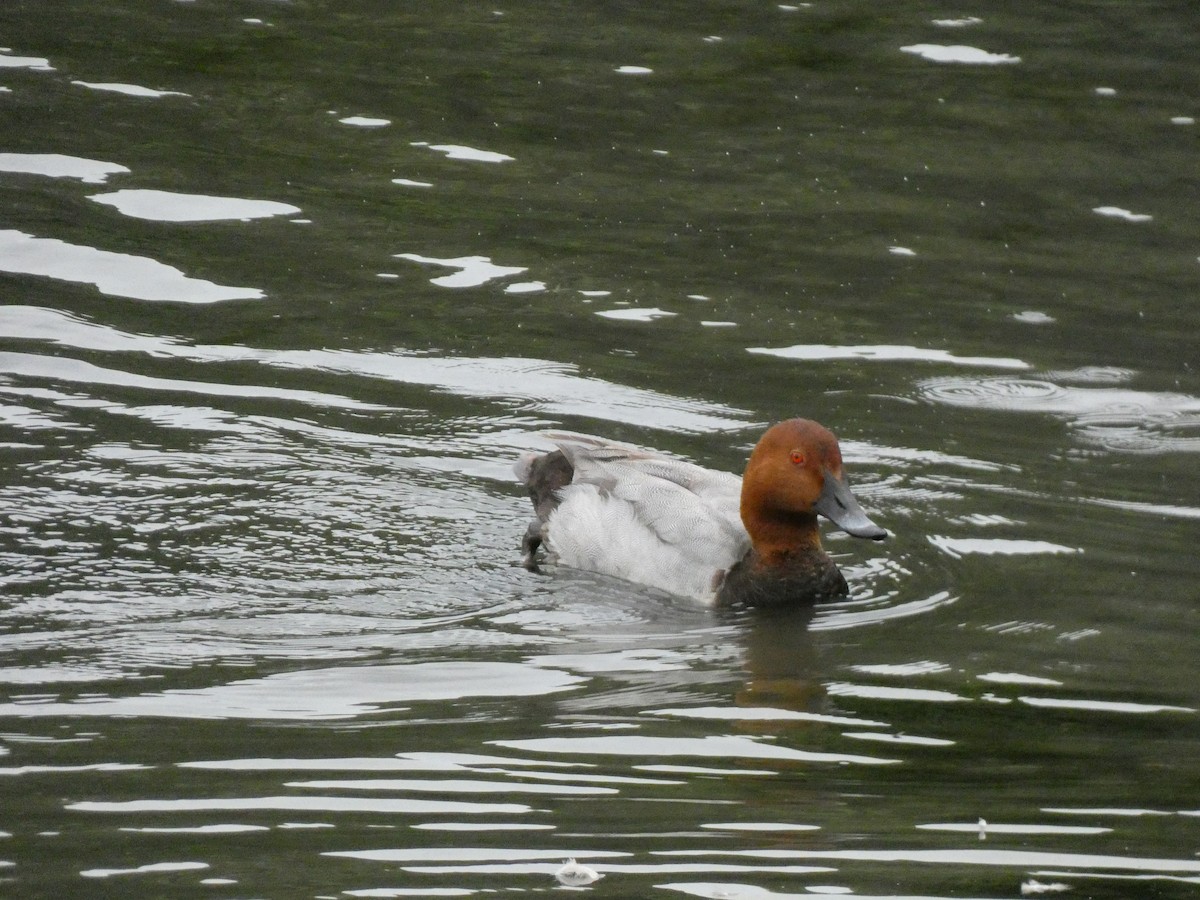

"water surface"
[1,1,1198,897]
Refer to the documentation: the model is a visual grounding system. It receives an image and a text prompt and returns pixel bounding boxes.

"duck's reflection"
[720,604,825,718]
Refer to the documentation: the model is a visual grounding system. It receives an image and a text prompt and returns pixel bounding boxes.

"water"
[2,1,1199,897]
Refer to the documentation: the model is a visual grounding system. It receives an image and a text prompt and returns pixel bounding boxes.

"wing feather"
[538,434,749,600]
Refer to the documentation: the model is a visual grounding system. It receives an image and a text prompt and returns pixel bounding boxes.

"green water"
[1,1,1198,897]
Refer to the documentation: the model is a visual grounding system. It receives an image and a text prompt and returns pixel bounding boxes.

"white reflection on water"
[327,847,627,863]
[701,822,820,832]
[81,861,208,878]
[656,847,1200,875]
[0,305,750,431]
[531,649,691,673]
[747,343,1028,369]
[933,16,984,27]
[1077,495,1200,521]
[89,189,301,222]
[1042,807,1172,817]
[0,52,54,70]
[287,778,617,796]
[825,682,967,703]
[0,398,91,432]
[644,706,889,728]
[661,885,986,899]
[415,830,554,835]
[928,536,1081,558]
[345,890,475,898]
[812,591,958,631]
[0,231,263,302]
[70,80,189,98]
[402,863,834,877]
[180,757,473,772]
[120,824,269,834]
[917,822,1110,835]
[480,768,681,786]
[411,142,514,163]
[1017,696,1194,715]
[492,735,898,766]
[638,764,776,776]
[843,732,953,747]
[596,307,678,322]
[395,252,527,287]
[339,115,391,127]
[504,281,546,294]
[0,152,130,183]
[0,763,149,775]
[0,662,584,720]
[68,796,529,815]
[0,351,378,410]
[900,44,1021,64]
[1093,205,1153,222]
[977,672,1063,687]
[852,661,949,677]
[399,752,590,770]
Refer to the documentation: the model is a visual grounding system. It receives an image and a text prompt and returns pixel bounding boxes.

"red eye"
[789,450,806,465]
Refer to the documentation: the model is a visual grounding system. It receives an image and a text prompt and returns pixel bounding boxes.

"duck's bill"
[815,471,888,540]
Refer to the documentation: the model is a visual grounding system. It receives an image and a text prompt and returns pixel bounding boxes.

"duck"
[513,418,887,606]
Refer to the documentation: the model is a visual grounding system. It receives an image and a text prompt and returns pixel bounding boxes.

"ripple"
[0,662,585,720]
[492,735,899,766]
[921,376,1064,409]
[0,306,751,431]
[919,374,1200,453]
[0,351,377,410]
[813,591,958,631]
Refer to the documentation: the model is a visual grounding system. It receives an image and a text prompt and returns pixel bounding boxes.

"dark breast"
[716,550,848,608]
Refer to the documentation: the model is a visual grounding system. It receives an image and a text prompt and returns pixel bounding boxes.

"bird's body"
[515,419,886,606]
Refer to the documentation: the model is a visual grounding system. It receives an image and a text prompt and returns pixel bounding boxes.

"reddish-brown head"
[740,419,886,555]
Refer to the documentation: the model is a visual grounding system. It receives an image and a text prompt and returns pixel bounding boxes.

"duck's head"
[741,418,887,544]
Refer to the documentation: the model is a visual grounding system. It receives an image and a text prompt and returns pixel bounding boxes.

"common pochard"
[514,418,886,606]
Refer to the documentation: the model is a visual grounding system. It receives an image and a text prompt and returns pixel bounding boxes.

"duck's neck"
[746,509,827,568]
[715,509,846,608]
